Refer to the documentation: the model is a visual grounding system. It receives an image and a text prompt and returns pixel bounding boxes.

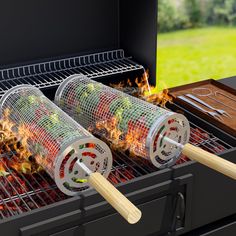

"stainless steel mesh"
[55,75,191,168]
[0,85,112,196]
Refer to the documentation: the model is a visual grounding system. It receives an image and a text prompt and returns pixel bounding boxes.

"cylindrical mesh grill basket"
[55,75,190,168]
[0,85,112,196]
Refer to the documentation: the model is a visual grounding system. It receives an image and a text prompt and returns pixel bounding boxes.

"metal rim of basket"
[147,112,190,169]
[54,73,85,105]
[0,84,37,113]
[54,137,113,196]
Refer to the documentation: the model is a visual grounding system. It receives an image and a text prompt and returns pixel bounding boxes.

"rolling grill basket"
[55,75,190,169]
[0,84,112,196]
[55,75,236,181]
[0,84,141,224]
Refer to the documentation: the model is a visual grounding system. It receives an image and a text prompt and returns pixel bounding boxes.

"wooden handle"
[88,172,142,224]
[182,143,236,180]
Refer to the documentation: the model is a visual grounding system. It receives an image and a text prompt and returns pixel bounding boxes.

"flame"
[93,116,147,157]
[97,70,173,157]
[110,80,125,90]
[127,78,132,87]
[144,88,173,108]
[0,160,8,176]
[0,109,42,175]
[110,70,173,108]
[134,70,154,96]
[95,117,125,149]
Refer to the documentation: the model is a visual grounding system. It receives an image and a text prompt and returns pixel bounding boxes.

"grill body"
[0,1,236,235]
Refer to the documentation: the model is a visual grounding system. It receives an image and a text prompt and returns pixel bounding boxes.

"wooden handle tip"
[127,209,142,224]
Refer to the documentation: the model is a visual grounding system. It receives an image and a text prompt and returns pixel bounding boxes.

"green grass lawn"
[157,27,236,90]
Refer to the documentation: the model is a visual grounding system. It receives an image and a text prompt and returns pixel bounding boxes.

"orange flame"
[0,109,42,175]
[135,70,153,96]
[94,116,147,158]
[111,70,173,108]
[0,161,7,175]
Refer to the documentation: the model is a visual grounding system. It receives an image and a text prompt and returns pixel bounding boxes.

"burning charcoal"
[24,199,36,209]
[16,141,21,149]
[176,154,190,164]
[122,168,135,180]
[108,174,119,185]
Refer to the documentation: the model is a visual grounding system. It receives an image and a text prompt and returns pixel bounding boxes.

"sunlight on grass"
[157,27,236,90]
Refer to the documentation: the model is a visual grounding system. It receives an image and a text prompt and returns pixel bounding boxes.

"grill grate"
[0,50,143,97]
[173,103,233,164]
[0,110,233,220]
[0,153,66,219]
[0,150,158,220]
[0,116,231,220]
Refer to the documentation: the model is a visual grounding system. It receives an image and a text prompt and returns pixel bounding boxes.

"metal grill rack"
[0,50,143,97]
[0,153,66,219]
[0,119,233,220]
[189,124,232,152]
[0,149,157,220]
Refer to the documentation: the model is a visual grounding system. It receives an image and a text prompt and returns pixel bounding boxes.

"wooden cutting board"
[169,79,236,137]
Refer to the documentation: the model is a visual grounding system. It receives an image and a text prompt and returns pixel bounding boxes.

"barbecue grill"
[0,1,236,235]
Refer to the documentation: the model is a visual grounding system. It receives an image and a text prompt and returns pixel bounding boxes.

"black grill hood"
[0,0,157,85]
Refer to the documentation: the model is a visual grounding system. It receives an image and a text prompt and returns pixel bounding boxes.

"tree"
[158,0,189,32]
[158,0,236,32]
[184,0,202,27]
[213,0,236,25]
[158,0,176,32]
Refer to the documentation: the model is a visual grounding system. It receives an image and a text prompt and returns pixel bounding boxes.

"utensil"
[54,74,236,181]
[178,95,223,121]
[215,91,236,103]
[185,94,231,118]
[192,87,236,112]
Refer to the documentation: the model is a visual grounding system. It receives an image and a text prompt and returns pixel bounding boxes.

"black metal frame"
[0,77,235,235]
[171,99,236,235]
